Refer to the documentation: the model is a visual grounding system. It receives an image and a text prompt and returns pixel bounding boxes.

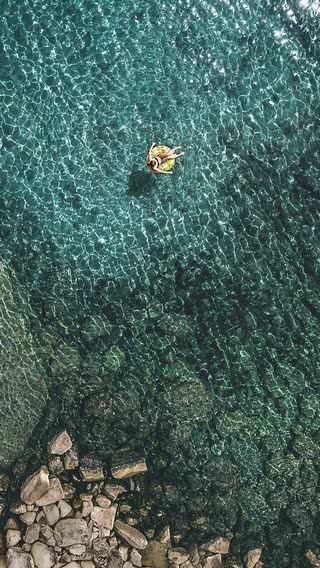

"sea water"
[0,0,320,566]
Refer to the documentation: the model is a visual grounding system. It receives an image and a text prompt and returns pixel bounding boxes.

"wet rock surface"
[0,434,248,568]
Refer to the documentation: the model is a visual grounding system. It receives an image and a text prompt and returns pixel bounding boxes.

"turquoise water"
[1,0,320,565]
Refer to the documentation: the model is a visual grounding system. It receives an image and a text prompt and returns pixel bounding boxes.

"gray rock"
[92,537,114,567]
[43,504,59,526]
[39,527,55,547]
[167,548,189,565]
[69,546,86,557]
[203,555,222,568]
[114,522,147,550]
[200,537,230,555]
[10,501,27,515]
[7,548,34,568]
[21,468,50,505]
[80,457,104,482]
[36,478,64,506]
[107,552,123,568]
[63,564,81,568]
[91,506,117,530]
[48,432,72,456]
[31,543,55,568]
[103,485,126,501]
[82,501,93,518]
[20,512,37,526]
[54,519,89,547]
[140,542,168,568]
[48,457,64,476]
[6,530,22,548]
[24,525,41,545]
[58,500,72,519]
[64,449,79,471]
[80,563,95,568]
[245,549,262,568]
[111,452,147,480]
[95,496,111,509]
[0,266,48,468]
[130,549,142,567]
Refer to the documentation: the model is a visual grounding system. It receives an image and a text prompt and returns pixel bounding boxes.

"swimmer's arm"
[153,166,173,174]
[148,142,156,162]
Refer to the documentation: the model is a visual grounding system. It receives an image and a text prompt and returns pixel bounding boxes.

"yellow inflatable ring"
[148,145,176,172]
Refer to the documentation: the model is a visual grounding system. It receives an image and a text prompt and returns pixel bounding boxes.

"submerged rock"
[114,522,147,550]
[245,548,262,568]
[21,468,50,506]
[111,452,147,479]
[80,457,104,482]
[48,431,72,456]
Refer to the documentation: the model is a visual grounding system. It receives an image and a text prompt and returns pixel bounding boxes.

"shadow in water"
[128,170,158,196]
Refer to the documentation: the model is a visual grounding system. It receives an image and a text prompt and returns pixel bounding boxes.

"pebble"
[80,563,95,568]
[7,548,34,568]
[6,529,22,547]
[58,500,72,518]
[5,518,19,530]
[48,431,73,455]
[95,495,111,508]
[40,526,56,547]
[22,544,32,553]
[43,504,60,525]
[130,549,142,567]
[62,563,80,568]
[82,501,94,518]
[203,555,223,568]
[80,457,104,482]
[21,467,50,505]
[200,537,230,555]
[167,548,189,565]
[10,500,27,514]
[118,545,129,561]
[64,449,79,471]
[123,563,134,568]
[36,478,64,506]
[24,524,41,544]
[141,542,167,568]
[158,526,171,546]
[48,457,64,475]
[62,484,76,500]
[245,548,262,568]
[69,545,87,556]
[36,511,48,526]
[31,542,55,568]
[114,521,148,550]
[20,512,37,526]
[91,505,117,530]
[103,485,126,501]
[54,519,89,547]
[80,494,93,501]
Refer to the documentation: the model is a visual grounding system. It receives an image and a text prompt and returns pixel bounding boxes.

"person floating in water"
[146,143,185,174]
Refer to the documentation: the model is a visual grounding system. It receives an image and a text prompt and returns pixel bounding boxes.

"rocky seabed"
[0,431,316,568]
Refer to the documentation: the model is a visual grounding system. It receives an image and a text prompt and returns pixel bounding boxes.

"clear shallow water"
[1,0,320,565]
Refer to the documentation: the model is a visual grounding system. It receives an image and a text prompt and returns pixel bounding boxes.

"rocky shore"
[0,432,270,568]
